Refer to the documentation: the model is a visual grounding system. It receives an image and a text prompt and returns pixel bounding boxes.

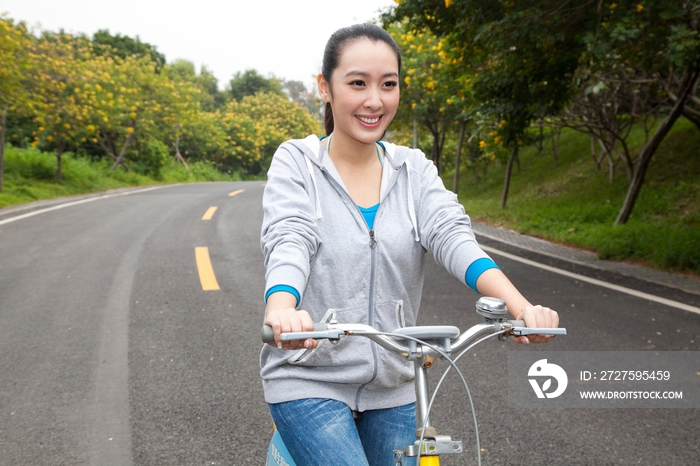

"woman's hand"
[514,305,559,344]
[264,307,318,351]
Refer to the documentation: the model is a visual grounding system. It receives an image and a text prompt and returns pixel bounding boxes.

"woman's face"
[320,38,400,145]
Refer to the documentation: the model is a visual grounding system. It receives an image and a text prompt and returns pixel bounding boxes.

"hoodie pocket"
[285,305,373,383]
[395,300,406,328]
[371,299,414,388]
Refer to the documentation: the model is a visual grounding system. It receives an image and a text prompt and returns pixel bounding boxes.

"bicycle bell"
[475,296,508,319]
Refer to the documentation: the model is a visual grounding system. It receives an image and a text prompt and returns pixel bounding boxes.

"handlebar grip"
[261,323,330,344]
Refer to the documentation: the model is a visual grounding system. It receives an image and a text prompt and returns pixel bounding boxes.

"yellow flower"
[445,0,453,7]
[479,140,486,148]
[636,4,644,12]
[126,127,135,134]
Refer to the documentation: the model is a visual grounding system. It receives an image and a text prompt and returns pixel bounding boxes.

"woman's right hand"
[264,307,318,351]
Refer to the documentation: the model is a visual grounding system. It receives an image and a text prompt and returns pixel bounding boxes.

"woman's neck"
[326,131,377,167]
[324,131,383,207]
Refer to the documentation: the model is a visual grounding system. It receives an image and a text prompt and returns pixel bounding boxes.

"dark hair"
[321,23,402,135]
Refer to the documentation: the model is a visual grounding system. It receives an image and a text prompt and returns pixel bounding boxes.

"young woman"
[260,23,559,466]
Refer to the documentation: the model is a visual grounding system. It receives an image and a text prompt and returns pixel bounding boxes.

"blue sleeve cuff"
[265,285,301,307]
[465,258,500,293]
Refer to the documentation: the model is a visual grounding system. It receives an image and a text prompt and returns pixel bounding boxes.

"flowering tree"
[0,17,33,190]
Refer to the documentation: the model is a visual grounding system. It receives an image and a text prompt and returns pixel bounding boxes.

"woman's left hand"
[514,305,559,344]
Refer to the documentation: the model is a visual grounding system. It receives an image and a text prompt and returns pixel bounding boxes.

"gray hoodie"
[260,135,491,411]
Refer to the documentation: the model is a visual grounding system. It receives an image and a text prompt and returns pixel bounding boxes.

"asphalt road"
[0,181,698,465]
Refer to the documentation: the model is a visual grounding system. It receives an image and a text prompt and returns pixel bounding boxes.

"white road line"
[481,245,700,315]
[0,186,166,226]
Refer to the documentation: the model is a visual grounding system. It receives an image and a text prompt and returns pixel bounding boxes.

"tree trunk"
[173,135,189,168]
[615,69,700,225]
[111,132,137,170]
[0,108,6,192]
[551,126,561,166]
[452,120,467,194]
[55,144,64,182]
[500,146,518,209]
[682,106,700,132]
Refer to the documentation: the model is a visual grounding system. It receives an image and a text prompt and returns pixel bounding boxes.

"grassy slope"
[454,118,700,275]
[0,145,241,209]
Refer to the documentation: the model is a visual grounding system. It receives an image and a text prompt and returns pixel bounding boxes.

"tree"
[389,22,471,174]
[280,78,320,118]
[29,32,94,180]
[554,63,664,182]
[166,59,226,111]
[590,1,700,224]
[227,69,285,102]
[388,0,586,207]
[220,92,320,174]
[0,17,33,191]
[390,0,700,220]
[92,29,165,71]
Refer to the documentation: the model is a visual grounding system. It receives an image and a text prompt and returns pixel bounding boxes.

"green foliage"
[220,92,321,175]
[1,16,323,185]
[227,69,286,102]
[388,0,585,147]
[132,137,169,178]
[456,118,700,274]
[165,59,226,111]
[3,144,56,180]
[92,29,166,71]
[0,144,245,208]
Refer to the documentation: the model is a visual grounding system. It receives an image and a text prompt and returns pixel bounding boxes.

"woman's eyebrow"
[344,70,400,78]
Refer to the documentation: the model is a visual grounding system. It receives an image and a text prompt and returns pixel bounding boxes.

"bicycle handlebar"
[261,319,566,357]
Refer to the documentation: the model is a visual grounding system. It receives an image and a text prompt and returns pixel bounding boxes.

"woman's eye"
[350,80,365,86]
[384,81,398,88]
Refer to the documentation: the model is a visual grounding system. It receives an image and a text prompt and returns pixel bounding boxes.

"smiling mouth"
[356,115,381,125]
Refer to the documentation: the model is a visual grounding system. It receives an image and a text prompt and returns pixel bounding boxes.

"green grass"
[453,118,700,275]
[0,145,244,209]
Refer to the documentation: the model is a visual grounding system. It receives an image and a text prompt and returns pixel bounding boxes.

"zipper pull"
[369,230,377,249]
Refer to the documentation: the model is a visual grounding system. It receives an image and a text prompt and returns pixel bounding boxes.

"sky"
[2,0,398,90]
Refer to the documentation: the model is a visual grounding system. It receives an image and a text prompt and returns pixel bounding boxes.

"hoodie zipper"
[309,150,404,412]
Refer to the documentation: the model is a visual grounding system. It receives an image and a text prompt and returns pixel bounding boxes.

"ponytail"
[324,102,334,135]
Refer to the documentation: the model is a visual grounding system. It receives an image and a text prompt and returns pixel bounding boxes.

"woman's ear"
[317,73,330,102]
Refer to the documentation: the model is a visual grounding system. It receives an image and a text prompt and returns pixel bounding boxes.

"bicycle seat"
[392,326,460,341]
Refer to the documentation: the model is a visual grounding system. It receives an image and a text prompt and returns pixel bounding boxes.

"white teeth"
[358,116,380,124]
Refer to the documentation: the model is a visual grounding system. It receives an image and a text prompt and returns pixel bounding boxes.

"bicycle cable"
[423,330,507,466]
[368,329,505,465]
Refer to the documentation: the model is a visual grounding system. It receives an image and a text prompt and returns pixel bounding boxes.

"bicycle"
[261,297,567,465]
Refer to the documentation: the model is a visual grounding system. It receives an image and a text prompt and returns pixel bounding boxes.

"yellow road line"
[202,206,218,220]
[195,247,220,291]
[229,189,245,197]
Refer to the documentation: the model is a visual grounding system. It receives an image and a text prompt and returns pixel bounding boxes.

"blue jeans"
[269,398,417,466]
